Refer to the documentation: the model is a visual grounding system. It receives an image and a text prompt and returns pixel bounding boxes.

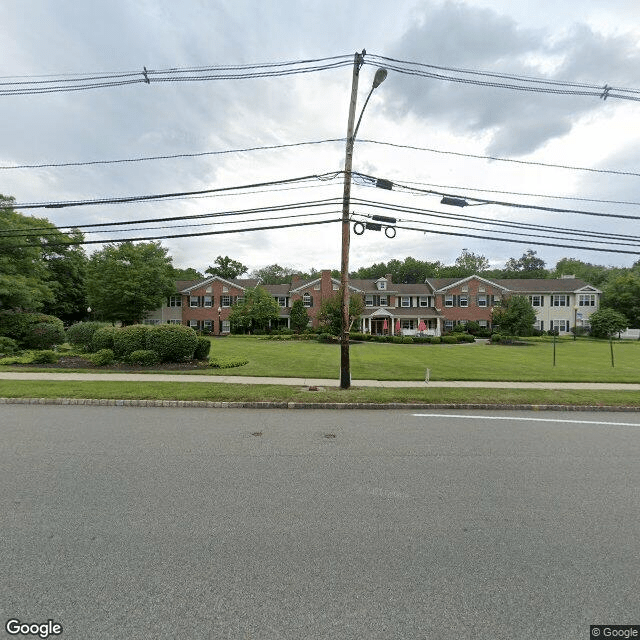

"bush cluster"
[66,322,110,351]
[146,324,198,362]
[194,337,211,360]
[113,325,150,359]
[30,350,60,364]
[0,311,65,349]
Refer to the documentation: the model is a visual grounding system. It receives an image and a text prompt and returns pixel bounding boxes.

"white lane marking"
[412,414,640,427]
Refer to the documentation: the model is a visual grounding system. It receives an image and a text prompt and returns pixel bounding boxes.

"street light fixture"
[340,52,387,389]
[217,306,222,335]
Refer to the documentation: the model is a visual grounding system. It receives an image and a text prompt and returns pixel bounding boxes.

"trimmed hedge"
[145,324,197,362]
[66,321,110,351]
[128,349,160,366]
[113,325,150,359]
[91,326,119,352]
[91,349,115,366]
[0,311,65,348]
[194,337,211,360]
[30,350,60,364]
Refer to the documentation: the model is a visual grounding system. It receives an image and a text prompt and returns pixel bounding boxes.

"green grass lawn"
[1,379,639,408]
[200,336,640,383]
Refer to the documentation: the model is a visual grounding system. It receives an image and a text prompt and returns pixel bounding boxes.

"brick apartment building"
[144,270,601,336]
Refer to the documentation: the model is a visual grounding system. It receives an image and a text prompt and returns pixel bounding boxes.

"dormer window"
[377,280,387,290]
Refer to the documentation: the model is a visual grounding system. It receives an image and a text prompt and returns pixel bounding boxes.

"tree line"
[1,195,639,330]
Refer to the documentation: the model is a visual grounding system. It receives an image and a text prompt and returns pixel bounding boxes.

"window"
[444,320,454,330]
[221,295,231,307]
[168,295,181,307]
[529,295,544,307]
[445,295,454,307]
[478,286,486,293]
[401,319,415,330]
[143,319,160,325]
[189,296,199,307]
[401,296,411,308]
[275,296,287,307]
[477,295,487,308]
[552,319,569,332]
[221,320,230,333]
[204,296,213,308]
[189,319,199,329]
[419,296,431,307]
[222,286,229,293]
[459,296,468,308]
[461,286,469,293]
[365,295,374,307]
[478,320,488,328]
[579,294,596,306]
[167,319,181,325]
[551,295,569,307]
[377,280,387,290]
[332,284,339,291]
[314,284,321,291]
[203,320,212,332]
[303,293,312,307]
[379,295,388,306]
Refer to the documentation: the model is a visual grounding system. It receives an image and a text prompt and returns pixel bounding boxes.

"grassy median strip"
[1,380,639,407]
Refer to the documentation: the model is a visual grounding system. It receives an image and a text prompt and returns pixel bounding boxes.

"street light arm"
[353,68,387,141]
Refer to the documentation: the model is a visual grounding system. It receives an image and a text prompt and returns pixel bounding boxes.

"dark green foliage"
[289,299,309,333]
[0,336,19,355]
[91,326,119,352]
[442,335,458,344]
[66,321,110,351]
[402,336,414,343]
[430,337,441,344]
[31,350,60,364]
[588,308,628,338]
[145,324,197,362]
[491,295,537,336]
[194,337,211,360]
[0,311,64,348]
[23,322,66,350]
[91,349,115,366]
[113,325,150,359]
[128,350,160,366]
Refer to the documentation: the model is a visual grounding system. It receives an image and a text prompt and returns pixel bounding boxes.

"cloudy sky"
[1,0,639,276]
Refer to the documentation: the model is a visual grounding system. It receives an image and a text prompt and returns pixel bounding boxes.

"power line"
[2,173,342,210]
[10,217,342,248]
[358,140,640,178]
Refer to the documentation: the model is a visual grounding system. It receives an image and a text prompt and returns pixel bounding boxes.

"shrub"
[91,349,115,366]
[23,322,66,350]
[430,337,441,344]
[441,335,457,344]
[146,324,197,362]
[91,326,119,352]
[0,336,19,356]
[113,325,150,359]
[457,334,475,343]
[128,349,160,366]
[66,321,110,351]
[491,333,502,343]
[209,356,249,369]
[30,349,60,364]
[318,333,338,344]
[392,336,404,343]
[402,336,414,344]
[194,336,211,360]
[0,311,64,348]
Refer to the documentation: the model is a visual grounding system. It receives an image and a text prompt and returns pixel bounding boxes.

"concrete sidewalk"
[1,371,639,390]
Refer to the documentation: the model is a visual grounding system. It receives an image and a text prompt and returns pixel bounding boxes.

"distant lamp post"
[573,304,579,340]
[217,306,222,335]
[87,306,92,320]
[340,53,387,390]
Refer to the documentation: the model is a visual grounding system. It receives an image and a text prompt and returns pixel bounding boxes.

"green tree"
[502,249,548,278]
[229,286,280,333]
[0,196,55,310]
[454,249,490,275]
[317,290,365,335]
[205,256,247,280]
[602,272,640,328]
[249,263,297,284]
[41,229,89,324]
[86,242,175,325]
[289,299,309,332]
[552,258,613,287]
[171,266,204,280]
[588,307,628,338]
[491,295,537,336]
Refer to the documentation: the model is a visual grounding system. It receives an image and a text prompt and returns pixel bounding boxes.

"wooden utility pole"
[339,51,365,390]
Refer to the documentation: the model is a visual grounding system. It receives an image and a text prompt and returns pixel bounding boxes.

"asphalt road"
[1,406,639,640]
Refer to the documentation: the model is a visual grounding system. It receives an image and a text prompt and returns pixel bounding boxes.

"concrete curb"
[2,397,639,412]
